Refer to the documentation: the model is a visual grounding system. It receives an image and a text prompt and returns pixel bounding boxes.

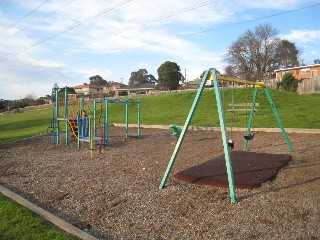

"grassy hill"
[1,88,319,143]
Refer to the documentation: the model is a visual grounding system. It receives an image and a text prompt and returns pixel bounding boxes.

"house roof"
[118,83,155,90]
[275,64,320,72]
[74,83,103,89]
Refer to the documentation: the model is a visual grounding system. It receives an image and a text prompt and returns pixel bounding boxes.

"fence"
[265,78,320,94]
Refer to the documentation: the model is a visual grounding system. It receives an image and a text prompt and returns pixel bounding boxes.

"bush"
[277,72,298,92]
[118,91,128,96]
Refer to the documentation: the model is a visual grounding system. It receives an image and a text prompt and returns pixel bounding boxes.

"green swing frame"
[159,68,293,203]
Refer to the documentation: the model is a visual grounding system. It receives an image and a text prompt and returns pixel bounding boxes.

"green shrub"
[277,72,298,92]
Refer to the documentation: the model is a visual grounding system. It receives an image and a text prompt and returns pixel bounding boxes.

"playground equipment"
[170,124,182,137]
[47,86,140,157]
[159,68,293,203]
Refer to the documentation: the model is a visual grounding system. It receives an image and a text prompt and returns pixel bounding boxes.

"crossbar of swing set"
[212,75,265,87]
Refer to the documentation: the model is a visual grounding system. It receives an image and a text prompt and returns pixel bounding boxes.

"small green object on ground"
[170,124,182,137]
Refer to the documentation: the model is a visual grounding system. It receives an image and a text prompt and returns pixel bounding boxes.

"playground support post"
[159,70,210,190]
[105,100,109,143]
[125,101,129,138]
[263,87,294,153]
[137,100,140,137]
[54,87,60,145]
[64,86,69,146]
[93,100,97,137]
[212,69,237,203]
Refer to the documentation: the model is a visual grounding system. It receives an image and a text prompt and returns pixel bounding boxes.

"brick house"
[275,64,320,80]
[74,83,103,97]
[115,83,155,96]
[103,82,127,94]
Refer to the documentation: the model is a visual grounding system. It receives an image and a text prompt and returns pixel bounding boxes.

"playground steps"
[68,118,78,136]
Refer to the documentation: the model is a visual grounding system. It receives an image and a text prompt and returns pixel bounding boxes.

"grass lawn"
[0,194,73,240]
[1,89,319,143]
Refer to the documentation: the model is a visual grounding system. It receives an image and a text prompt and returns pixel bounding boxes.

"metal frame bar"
[263,87,294,152]
[159,70,211,190]
[212,70,237,203]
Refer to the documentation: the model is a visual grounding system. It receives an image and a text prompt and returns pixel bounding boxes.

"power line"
[0,0,137,62]
[57,3,320,69]
[0,0,75,44]
[1,2,319,77]
[0,0,51,35]
[0,0,221,72]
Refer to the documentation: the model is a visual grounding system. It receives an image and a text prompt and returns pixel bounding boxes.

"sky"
[0,0,319,100]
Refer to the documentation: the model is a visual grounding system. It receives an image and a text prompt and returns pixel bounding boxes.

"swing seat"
[244,133,255,140]
[228,139,234,149]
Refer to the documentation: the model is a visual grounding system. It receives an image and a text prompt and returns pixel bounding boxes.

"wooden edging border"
[0,185,97,240]
[114,124,320,134]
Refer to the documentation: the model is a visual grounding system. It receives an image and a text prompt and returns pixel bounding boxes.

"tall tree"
[274,40,299,69]
[157,61,184,90]
[89,75,107,85]
[129,69,156,85]
[225,24,293,80]
[314,59,320,64]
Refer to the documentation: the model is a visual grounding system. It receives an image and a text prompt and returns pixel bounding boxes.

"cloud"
[281,29,320,43]
[233,0,318,9]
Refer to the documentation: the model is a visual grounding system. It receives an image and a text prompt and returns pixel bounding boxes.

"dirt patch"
[1,126,320,239]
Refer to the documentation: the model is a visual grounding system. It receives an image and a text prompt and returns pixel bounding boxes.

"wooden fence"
[265,78,320,94]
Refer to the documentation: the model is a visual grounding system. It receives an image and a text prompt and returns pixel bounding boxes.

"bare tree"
[225,24,281,80]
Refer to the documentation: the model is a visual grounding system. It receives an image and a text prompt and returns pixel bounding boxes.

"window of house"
[301,68,310,74]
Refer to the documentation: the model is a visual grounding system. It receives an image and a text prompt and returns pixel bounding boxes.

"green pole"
[264,87,294,152]
[93,100,97,137]
[105,101,109,142]
[125,101,129,138]
[81,97,84,114]
[137,100,140,138]
[243,86,259,150]
[77,115,80,149]
[65,86,69,146]
[159,70,210,190]
[55,88,60,145]
[212,69,237,203]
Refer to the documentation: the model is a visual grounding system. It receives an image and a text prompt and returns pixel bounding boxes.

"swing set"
[159,68,293,203]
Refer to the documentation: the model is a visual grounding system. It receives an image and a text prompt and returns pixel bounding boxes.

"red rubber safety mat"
[174,151,292,189]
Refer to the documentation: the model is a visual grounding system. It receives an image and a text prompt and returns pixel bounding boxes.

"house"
[103,82,127,94]
[184,78,213,89]
[74,83,103,95]
[115,83,155,96]
[275,64,320,80]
